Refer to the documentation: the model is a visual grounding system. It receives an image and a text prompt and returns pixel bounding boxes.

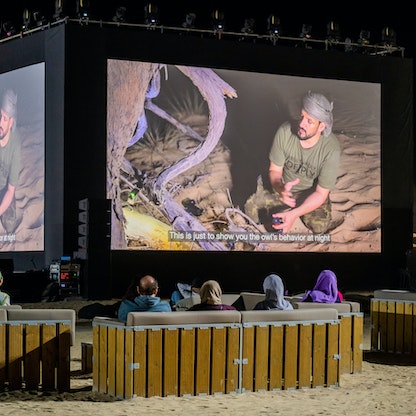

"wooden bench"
[371,289,416,354]
[92,308,341,399]
[228,292,363,374]
[0,308,75,392]
[292,301,363,374]
[240,309,340,392]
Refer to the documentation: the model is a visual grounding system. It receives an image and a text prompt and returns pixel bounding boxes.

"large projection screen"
[107,60,380,254]
[0,63,45,252]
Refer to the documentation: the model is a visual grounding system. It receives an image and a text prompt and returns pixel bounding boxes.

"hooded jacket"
[118,295,171,322]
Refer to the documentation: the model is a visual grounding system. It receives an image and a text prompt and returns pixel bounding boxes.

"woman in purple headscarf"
[301,269,343,303]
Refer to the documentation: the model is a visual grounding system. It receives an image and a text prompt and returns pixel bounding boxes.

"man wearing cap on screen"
[268,91,340,234]
[0,88,20,234]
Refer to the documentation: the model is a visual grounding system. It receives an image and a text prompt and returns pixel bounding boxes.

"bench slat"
[269,325,284,391]
[133,330,147,397]
[195,328,210,395]
[327,322,340,387]
[163,329,179,397]
[179,328,195,396]
[298,324,312,388]
[225,326,239,394]
[24,324,41,390]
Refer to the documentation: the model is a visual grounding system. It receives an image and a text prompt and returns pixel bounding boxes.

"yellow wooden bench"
[0,318,72,391]
[371,290,416,353]
[0,308,75,392]
[92,308,341,399]
[223,292,363,374]
[292,301,363,374]
[240,309,340,391]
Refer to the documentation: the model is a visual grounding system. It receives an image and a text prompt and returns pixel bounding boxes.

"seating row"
[92,308,342,399]
[0,306,76,392]
[179,291,363,375]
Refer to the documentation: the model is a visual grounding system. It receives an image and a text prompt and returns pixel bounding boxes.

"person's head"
[263,273,285,301]
[138,274,159,297]
[190,277,203,294]
[297,91,333,141]
[0,89,17,139]
[314,269,338,296]
[199,280,222,305]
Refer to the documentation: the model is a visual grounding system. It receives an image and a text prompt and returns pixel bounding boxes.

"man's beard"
[297,128,310,141]
[297,126,318,141]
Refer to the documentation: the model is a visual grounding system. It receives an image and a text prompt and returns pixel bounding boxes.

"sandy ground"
[1,297,416,415]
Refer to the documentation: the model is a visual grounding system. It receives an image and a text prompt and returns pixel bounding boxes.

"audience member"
[118,274,171,322]
[300,269,343,303]
[187,280,236,311]
[253,273,293,310]
[78,277,141,320]
[170,277,203,307]
[0,270,10,306]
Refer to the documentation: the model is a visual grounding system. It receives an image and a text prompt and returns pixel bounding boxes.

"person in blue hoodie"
[118,274,171,322]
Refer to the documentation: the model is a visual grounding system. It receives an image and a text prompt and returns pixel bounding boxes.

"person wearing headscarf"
[0,88,21,234]
[254,273,293,310]
[268,90,341,234]
[300,269,343,303]
[187,280,236,311]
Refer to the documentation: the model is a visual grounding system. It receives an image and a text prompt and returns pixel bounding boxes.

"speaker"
[78,199,111,299]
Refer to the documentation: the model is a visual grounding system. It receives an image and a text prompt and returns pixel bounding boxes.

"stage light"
[300,24,312,40]
[33,11,47,27]
[241,18,255,35]
[76,0,90,20]
[357,29,371,53]
[211,9,225,32]
[112,6,127,23]
[297,24,313,48]
[182,12,196,29]
[381,26,397,46]
[144,3,159,27]
[22,8,31,31]
[267,14,281,36]
[358,29,370,45]
[326,20,341,42]
[53,0,65,20]
[1,21,16,38]
[344,37,355,52]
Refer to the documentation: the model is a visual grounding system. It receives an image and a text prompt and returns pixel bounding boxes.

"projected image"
[0,63,45,252]
[107,60,380,253]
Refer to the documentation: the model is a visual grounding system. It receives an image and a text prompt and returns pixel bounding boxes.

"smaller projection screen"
[107,59,380,254]
[0,63,45,252]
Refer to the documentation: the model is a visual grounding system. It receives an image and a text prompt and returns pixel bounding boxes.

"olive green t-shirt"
[269,121,340,191]
[0,129,21,191]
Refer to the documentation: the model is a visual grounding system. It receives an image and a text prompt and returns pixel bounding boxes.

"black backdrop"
[0,20,413,300]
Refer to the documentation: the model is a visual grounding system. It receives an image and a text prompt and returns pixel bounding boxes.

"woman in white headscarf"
[254,273,293,310]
